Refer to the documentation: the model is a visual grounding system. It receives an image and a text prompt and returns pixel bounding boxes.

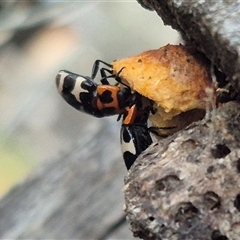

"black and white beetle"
[56,60,134,118]
[120,106,153,170]
[55,60,153,169]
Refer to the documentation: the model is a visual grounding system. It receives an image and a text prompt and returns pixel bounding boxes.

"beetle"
[55,60,154,170]
[120,104,153,170]
[120,102,176,169]
[56,60,134,118]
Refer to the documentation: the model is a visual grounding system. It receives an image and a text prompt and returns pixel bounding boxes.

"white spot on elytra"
[121,128,136,155]
[71,76,88,103]
[57,71,68,93]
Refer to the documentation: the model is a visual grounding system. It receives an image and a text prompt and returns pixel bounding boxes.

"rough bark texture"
[124,102,240,240]
[123,1,240,240]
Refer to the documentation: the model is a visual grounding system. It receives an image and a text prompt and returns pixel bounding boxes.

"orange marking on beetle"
[96,85,122,113]
[123,105,137,125]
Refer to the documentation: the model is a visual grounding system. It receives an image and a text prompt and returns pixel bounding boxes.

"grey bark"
[124,102,240,240]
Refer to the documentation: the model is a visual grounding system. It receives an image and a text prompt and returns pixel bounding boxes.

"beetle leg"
[91,60,113,80]
[100,68,113,84]
[100,67,127,86]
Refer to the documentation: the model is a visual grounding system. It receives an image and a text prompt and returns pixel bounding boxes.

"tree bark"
[124,102,240,240]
